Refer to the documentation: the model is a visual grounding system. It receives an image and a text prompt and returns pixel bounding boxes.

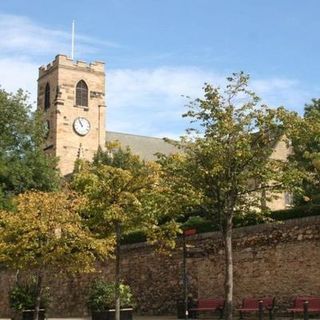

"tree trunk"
[115,222,121,320]
[223,214,233,320]
[33,272,43,320]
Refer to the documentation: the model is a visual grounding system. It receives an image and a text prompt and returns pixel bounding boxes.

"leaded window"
[76,80,88,107]
[44,83,50,110]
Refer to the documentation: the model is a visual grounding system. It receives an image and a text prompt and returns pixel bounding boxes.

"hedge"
[271,204,320,220]
[121,204,320,245]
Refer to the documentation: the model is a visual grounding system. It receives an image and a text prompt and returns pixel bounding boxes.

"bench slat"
[287,296,320,315]
[239,297,275,313]
[189,298,225,314]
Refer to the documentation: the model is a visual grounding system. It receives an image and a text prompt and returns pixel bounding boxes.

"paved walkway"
[49,317,177,320]
[29,317,178,320]
[0,316,174,320]
[2,316,317,320]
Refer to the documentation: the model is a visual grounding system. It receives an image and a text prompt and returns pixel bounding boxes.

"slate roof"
[105,131,179,161]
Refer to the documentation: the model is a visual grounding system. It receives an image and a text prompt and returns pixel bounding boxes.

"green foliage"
[120,230,146,245]
[182,213,264,232]
[0,88,59,208]
[304,98,320,118]
[73,142,181,249]
[73,144,180,320]
[182,216,216,233]
[0,191,109,272]
[93,143,145,171]
[160,72,303,229]
[9,279,49,311]
[159,72,304,320]
[290,98,320,205]
[120,204,320,244]
[87,279,135,311]
[271,204,320,220]
[0,191,110,320]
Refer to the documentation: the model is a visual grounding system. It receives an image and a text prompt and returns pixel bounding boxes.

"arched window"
[44,83,50,110]
[76,80,88,107]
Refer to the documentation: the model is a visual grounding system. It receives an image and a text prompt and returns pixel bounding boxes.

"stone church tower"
[37,55,106,175]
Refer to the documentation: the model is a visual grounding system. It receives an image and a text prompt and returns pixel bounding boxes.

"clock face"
[73,117,90,136]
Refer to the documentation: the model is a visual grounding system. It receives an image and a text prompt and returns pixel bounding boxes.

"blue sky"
[0,0,319,138]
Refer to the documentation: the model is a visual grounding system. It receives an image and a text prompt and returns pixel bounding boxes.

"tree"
[159,73,303,320]
[290,98,320,204]
[0,190,111,320]
[72,143,180,320]
[304,98,320,118]
[0,88,59,208]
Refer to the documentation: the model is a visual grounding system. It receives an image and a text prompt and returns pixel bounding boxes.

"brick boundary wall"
[1,216,319,317]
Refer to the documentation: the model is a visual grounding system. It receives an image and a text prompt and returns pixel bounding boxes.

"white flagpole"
[71,20,75,60]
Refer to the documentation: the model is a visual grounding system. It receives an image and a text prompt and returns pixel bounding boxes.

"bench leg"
[258,310,263,320]
[268,310,273,320]
[239,311,244,320]
[188,311,195,319]
[219,308,223,320]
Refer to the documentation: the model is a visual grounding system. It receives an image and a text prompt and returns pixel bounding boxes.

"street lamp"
[182,229,197,320]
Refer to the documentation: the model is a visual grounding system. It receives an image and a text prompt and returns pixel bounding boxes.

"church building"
[37,54,175,176]
[37,54,292,211]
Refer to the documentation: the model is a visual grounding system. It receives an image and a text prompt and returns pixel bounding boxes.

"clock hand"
[79,119,83,127]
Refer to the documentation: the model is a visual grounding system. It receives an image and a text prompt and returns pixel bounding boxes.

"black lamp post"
[182,229,196,320]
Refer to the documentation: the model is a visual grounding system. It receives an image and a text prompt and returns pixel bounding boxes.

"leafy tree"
[72,143,180,320]
[159,73,303,320]
[304,98,320,118]
[0,88,59,208]
[0,191,110,320]
[290,98,320,204]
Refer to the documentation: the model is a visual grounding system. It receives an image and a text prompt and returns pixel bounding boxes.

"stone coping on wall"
[121,215,320,251]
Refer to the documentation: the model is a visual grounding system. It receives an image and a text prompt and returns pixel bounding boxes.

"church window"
[44,83,50,110]
[76,80,88,107]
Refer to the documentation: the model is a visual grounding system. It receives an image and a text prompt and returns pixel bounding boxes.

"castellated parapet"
[39,54,105,78]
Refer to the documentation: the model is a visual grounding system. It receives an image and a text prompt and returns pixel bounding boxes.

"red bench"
[287,296,320,319]
[189,298,225,319]
[237,297,275,320]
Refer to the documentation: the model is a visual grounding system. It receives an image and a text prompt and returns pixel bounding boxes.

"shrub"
[87,279,135,311]
[271,204,320,221]
[9,280,48,311]
[120,230,146,245]
[182,215,217,233]
[119,205,320,245]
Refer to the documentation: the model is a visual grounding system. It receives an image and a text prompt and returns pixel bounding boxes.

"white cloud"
[251,78,311,111]
[0,14,120,58]
[0,57,38,105]
[0,57,315,138]
[108,67,223,103]
[106,67,225,137]
[106,68,314,137]
[0,14,315,138]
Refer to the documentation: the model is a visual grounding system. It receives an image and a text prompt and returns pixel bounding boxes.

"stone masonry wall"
[0,216,319,317]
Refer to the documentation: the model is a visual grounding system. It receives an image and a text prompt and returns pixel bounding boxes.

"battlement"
[39,54,105,77]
